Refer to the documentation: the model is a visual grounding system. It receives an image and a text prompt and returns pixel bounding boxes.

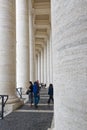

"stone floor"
[0,87,54,130]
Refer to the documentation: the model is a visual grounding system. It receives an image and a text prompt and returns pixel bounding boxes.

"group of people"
[26,81,54,108]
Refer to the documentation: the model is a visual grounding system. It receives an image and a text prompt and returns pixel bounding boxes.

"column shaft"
[44,43,47,84]
[38,52,41,83]
[51,0,87,130]
[47,40,50,87]
[0,0,18,103]
[49,32,53,83]
[16,0,29,90]
[41,48,44,83]
[35,54,38,81]
[29,0,35,82]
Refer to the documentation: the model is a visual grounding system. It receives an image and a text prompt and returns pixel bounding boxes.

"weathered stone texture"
[51,0,87,130]
[0,1,17,100]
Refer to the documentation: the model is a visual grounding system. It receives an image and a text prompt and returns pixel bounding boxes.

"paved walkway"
[0,87,54,130]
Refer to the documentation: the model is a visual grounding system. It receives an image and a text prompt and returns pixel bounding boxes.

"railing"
[0,95,8,119]
[16,87,22,99]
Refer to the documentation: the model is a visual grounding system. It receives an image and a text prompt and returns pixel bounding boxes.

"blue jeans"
[34,93,40,106]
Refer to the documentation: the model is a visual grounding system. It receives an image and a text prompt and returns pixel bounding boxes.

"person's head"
[37,80,39,85]
[50,83,53,87]
[29,81,32,85]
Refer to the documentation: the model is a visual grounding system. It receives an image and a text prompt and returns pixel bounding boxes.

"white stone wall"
[51,0,87,130]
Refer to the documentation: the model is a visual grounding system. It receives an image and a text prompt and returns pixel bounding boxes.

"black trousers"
[48,95,54,104]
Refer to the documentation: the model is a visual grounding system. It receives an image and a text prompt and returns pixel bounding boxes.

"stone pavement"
[0,87,54,130]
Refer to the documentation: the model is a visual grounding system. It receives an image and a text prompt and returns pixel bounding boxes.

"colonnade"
[1,0,87,130]
[0,0,53,106]
[35,40,53,86]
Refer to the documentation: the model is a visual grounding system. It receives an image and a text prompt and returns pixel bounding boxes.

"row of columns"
[0,0,35,104]
[35,38,53,87]
[0,0,53,105]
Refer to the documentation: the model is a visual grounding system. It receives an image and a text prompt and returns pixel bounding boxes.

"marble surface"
[51,0,87,130]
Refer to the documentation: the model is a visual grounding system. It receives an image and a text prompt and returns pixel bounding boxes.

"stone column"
[0,0,19,103]
[44,43,47,85]
[38,52,41,83]
[49,32,53,83]
[47,39,50,87]
[51,0,87,130]
[16,0,29,91]
[29,0,35,82]
[41,48,44,83]
[35,54,38,81]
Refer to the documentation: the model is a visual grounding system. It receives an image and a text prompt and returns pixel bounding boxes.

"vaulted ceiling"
[32,0,51,51]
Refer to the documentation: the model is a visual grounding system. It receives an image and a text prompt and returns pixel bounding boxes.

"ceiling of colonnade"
[32,0,51,53]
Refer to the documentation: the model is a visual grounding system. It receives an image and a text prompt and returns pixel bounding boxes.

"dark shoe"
[35,104,38,108]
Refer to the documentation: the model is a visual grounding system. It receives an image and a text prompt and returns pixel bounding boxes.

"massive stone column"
[44,43,47,85]
[29,0,35,82]
[0,0,19,103]
[38,52,41,83]
[41,48,44,83]
[16,0,29,91]
[51,0,87,130]
[47,39,50,87]
[35,54,38,81]
[33,38,36,82]
[49,32,53,83]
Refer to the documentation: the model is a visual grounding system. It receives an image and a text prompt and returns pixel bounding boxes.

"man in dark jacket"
[48,84,54,104]
[33,81,40,108]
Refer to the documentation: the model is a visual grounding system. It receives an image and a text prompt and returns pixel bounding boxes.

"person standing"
[33,81,40,108]
[47,84,54,104]
[29,81,33,107]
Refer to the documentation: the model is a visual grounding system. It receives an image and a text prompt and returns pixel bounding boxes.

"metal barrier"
[0,95,8,119]
[16,87,22,99]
